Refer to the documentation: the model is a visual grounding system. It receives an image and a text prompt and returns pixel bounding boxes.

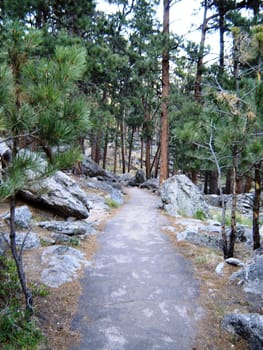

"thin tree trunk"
[113,132,118,174]
[145,136,151,179]
[228,147,238,258]
[209,124,227,258]
[10,195,33,315]
[150,143,160,177]
[102,132,108,170]
[140,135,144,169]
[253,162,261,249]
[194,0,209,103]
[218,3,225,72]
[120,118,126,174]
[159,0,170,184]
[128,126,135,172]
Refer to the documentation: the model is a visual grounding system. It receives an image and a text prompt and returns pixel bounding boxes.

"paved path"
[71,187,201,350]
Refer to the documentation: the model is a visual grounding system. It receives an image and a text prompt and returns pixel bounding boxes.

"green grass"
[194,209,206,221]
[105,197,119,209]
[213,210,252,227]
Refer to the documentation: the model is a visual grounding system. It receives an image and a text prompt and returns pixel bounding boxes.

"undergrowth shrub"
[0,256,43,349]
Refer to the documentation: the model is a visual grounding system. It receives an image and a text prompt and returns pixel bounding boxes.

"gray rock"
[3,205,32,229]
[226,257,245,267]
[176,230,222,250]
[20,171,90,219]
[38,220,96,236]
[230,255,263,297]
[119,173,134,186]
[215,261,225,276]
[4,231,40,250]
[75,157,118,182]
[86,181,123,205]
[160,175,209,218]
[140,178,159,192]
[0,233,8,255]
[128,169,146,187]
[52,233,71,243]
[40,245,90,288]
[221,313,263,350]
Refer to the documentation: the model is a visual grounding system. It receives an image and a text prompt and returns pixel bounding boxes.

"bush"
[0,257,43,349]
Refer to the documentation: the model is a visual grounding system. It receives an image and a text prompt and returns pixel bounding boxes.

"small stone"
[225,258,245,267]
[215,262,225,276]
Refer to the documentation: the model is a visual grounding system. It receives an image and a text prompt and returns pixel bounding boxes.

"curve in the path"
[71,187,202,350]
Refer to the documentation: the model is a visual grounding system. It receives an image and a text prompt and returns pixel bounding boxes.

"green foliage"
[0,257,43,349]
[105,197,119,209]
[0,307,42,350]
[194,210,206,221]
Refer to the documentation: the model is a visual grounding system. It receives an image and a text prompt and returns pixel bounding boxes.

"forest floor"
[0,177,249,350]
[31,185,251,350]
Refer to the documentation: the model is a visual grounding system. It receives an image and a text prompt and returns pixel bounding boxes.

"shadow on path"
[71,187,202,350]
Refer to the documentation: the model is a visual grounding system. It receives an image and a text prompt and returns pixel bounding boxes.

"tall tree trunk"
[225,169,232,194]
[228,146,238,258]
[102,132,108,170]
[140,135,144,169]
[194,0,209,103]
[145,137,151,179]
[128,126,135,172]
[159,0,170,184]
[218,1,225,72]
[253,162,261,249]
[113,130,118,174]
[120,118,126,174]
[150,143,160,178]
[144,112,152,179]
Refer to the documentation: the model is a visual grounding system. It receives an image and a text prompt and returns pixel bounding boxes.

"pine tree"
[0,21,89,313]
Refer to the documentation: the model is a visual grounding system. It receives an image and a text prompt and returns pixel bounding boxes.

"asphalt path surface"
[71,187,201,350]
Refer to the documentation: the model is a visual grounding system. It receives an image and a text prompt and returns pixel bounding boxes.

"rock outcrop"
[160,175,209,218]
[20,171,91,219]
[222,313,263,350]
[40,245,90,288]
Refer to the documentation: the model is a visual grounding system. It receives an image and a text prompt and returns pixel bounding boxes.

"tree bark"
[128,126,135,172]
[228,146,238,258]
[10,195,33,315]
[120,118,126,174]
[159,0,170,184]
[253,162,261,249]
[194,0,209,103]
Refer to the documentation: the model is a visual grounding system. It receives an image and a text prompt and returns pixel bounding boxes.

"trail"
[71,187,201,350]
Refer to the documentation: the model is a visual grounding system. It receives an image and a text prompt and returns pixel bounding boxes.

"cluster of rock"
[0,156,124,288]
[0,145,262,348]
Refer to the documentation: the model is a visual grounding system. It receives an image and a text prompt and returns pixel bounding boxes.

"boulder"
[119,173,134,186]
[160,175,209,218]
[0,140,12,182]
[140,178,159,192]
[75,157,118,182]
[176,230,222,250]
[4,231,40,250]
[38,220,96,236]
[128,169,146,187]
[221,313,263,350]
[40,245,90,288]
[86,180,123,205]
[225,257,245,267]
[230,255,263,297]
[3,205,32,229]
[20,171,91,219]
